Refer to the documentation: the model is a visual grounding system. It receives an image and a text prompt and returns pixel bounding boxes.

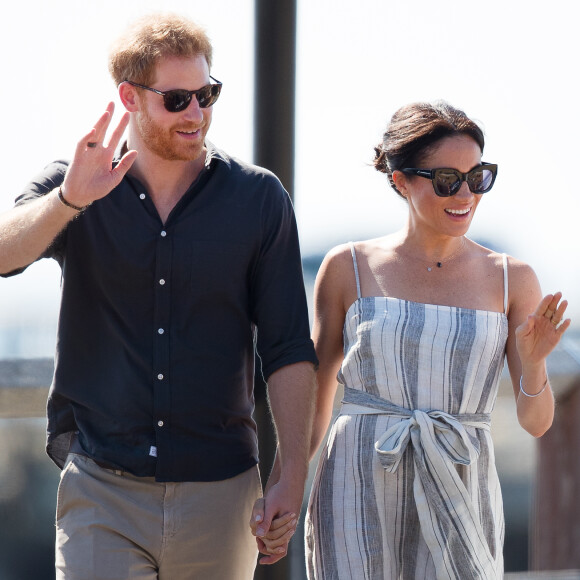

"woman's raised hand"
[516,292,571,366]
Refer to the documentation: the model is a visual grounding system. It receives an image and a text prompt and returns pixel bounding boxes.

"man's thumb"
[257,498,277,537]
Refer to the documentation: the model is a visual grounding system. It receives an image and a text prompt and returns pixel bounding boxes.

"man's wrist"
[56,186,90,212]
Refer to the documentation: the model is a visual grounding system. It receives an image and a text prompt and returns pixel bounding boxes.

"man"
[0,13,317,579]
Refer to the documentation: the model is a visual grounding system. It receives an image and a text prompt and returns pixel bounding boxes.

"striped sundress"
[305,244,509,580]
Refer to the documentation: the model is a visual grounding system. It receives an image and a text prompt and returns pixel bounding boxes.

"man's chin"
[152,144,205,163]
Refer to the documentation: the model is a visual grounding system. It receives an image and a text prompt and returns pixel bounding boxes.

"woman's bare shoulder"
[473,244,541,313]
[471,241,537,279]
[349,234,400,257]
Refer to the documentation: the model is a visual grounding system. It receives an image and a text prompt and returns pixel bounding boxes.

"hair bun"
[373,145,389,174]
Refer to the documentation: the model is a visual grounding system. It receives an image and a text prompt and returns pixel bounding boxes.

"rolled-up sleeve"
[1,161,68,278]
[250,175,318,380]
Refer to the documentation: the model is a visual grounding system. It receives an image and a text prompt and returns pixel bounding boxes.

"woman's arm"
[505,258,571,437]
[309,245,354,458]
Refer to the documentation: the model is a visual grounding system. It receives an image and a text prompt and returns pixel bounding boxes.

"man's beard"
[136,108,207,162]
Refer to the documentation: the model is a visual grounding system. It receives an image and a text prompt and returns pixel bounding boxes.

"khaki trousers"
[55,453,261,580]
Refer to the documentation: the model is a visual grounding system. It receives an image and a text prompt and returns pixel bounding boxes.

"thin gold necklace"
[407,238,467,272]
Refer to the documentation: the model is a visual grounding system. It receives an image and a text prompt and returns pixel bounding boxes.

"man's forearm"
[0,188,76,274]
[266,361,317,490]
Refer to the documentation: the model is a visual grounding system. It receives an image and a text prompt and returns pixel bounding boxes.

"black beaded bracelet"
[57,186,87,212]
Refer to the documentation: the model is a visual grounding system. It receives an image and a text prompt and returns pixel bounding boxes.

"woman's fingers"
[259,512,297,556]
[537,292,570,328]
[536,293,555,318]
[268,511,296,532]
[550,299,569,327]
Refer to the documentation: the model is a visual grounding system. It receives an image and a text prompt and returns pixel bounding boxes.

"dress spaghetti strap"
[348,242,362,300]
[502,253,509,314]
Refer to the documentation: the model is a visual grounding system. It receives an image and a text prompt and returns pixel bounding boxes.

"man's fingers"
[112,150,138,181]
[256,498,277,537]
[92,102,116,142]
[74,127,101,158]
[260,495,283,537]
[106,111,131,150]
[74,104,121,158]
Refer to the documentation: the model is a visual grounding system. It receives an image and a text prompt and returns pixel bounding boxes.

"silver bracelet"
[519,375,549,398]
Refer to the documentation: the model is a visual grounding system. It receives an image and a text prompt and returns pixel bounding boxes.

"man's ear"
[118,82,140,112]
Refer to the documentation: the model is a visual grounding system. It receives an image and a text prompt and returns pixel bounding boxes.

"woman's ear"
[118,82,140,112]
[392,170,408,198]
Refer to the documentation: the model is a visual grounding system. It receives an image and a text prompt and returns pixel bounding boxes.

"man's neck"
[128,146,207,224]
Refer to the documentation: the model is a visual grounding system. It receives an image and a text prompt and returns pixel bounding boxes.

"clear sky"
[1,0,579,342]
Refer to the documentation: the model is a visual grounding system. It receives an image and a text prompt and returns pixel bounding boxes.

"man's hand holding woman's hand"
[250,497,298,565]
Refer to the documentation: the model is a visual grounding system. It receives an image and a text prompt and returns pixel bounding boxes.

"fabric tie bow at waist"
[341,386,498,580]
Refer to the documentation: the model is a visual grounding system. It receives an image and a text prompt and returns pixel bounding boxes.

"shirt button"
[157,374,164,380]
[158,328,165,335]
[139,193,146,200]
[158,420,164,427]
[159,279,166,285]
[160,230,167,237]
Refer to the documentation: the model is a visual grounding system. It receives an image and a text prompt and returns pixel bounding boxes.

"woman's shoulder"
[317,243,358,289]
[471,241,537,278]
[349,234,400,256]
[322,235,397,266]
[314,243,359,312]
[472,243,541,312]
[319,241,353,268]
[504,254,541,306]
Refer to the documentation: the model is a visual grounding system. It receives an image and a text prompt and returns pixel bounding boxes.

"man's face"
[134,54,214,162]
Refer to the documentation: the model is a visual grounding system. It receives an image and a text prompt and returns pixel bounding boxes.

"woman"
[304,101,570,579]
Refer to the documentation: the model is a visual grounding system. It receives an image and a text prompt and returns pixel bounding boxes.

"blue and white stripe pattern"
[305,251,508,579]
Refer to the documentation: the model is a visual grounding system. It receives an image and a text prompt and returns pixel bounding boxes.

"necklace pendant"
[427,266,432,272]
[437,262,442,268]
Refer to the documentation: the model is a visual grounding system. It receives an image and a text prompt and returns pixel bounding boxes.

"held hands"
[516,292,571,366]
[250,498,297,565]
[60,102,138,209]
[249,481,302,565]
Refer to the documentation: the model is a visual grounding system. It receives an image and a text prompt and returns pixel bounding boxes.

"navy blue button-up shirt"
[6,143,317,482]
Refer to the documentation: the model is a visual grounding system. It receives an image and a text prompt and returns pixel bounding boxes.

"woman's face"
[396,134,484,238]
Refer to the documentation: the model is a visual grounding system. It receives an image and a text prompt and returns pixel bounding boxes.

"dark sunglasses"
[125,76,222,112]
[401,163,498,197]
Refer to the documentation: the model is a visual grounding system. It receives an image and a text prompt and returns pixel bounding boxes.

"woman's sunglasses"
[401,163,498,197]
[125,77,222,112]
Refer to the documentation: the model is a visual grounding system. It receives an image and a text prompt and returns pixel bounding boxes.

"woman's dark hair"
[373,100,485,199]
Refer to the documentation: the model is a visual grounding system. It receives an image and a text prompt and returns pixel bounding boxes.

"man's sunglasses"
[125,77,222,112]
[401,163,498,197]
